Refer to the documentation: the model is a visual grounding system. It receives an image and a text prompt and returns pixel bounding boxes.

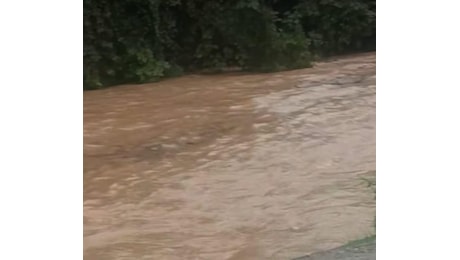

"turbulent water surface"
[84,53,376,260]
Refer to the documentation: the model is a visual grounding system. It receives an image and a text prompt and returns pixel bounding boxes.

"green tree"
[83,0,375,90]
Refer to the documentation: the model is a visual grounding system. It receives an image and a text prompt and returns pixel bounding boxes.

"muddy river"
[84,53,376,259]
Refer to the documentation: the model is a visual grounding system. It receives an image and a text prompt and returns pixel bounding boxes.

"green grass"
[345,234,376,248]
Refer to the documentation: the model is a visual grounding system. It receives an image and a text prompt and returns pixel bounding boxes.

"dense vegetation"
[84,0,375,90]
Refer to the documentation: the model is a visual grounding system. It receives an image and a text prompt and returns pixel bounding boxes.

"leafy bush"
[83,0,375,90]
[123,48,170,83]
[296,0,376,56]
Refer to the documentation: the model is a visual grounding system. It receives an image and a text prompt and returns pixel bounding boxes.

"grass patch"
[344,234,376,248]
[356,170,376,239]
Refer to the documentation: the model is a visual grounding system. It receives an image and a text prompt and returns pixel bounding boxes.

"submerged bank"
[293,236,376,260]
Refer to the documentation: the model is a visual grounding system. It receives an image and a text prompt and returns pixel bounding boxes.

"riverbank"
[293,236,376,260]
[293,172,376,260]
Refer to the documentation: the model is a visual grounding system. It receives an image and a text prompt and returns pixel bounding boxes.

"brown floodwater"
[84,53,376,259]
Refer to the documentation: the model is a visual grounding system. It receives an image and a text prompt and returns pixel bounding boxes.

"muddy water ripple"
[84,53,376,259]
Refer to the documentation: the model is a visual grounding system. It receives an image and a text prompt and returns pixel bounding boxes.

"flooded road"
[84,53,376,259]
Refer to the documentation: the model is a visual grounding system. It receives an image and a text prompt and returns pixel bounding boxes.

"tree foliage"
[83,0,375,89]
